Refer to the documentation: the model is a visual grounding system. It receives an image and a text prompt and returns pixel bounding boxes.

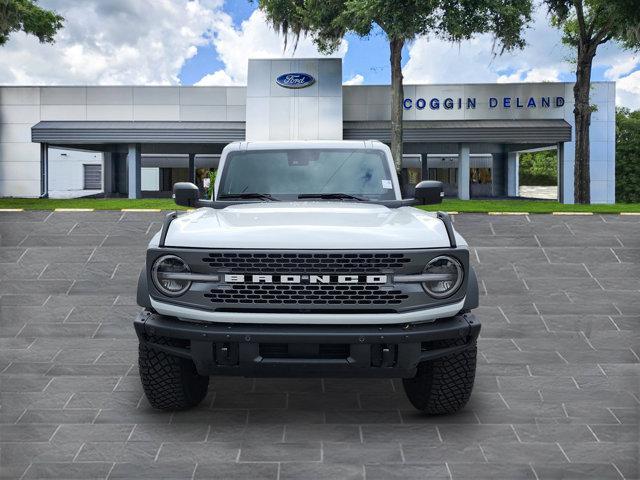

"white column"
[507,151,519,197]
[457,143,470,200]
[127,143,141,199]
[557,142,565,203]
[40,143,49,198]
[188,153,196,184]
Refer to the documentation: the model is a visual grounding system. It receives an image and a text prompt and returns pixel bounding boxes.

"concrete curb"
[54,208,94,212]
[552,212,593,215]
[121,209,162,212]
[1,208,638,215]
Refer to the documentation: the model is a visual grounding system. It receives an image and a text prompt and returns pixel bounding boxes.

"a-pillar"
[127,143,141,199]
[188,153,196,184]
[457,143,470,200]
[507,151,519,197]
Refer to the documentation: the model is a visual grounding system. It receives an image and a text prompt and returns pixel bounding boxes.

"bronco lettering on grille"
[224,274,388,284]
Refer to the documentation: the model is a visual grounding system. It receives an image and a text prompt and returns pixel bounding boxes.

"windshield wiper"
[218,193,279,201]
[298,193,368,202]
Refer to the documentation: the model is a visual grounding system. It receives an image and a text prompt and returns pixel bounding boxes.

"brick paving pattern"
[0,211,638,479]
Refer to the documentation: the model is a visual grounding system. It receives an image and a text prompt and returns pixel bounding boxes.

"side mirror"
[414,180,444,205]
[173,182,200,208]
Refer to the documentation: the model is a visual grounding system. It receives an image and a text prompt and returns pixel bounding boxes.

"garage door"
[83,164,102,190]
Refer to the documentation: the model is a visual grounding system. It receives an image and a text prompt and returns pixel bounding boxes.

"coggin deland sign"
[275,70,566,112]
[403,95,565,110]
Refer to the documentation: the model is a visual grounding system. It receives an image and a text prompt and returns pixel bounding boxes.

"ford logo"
[275,72,315,89]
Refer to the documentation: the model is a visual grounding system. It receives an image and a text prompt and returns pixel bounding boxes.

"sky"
[0,0,638,108]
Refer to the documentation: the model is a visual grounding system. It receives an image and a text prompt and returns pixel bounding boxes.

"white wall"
[0,80,615,203]
[0,85,246,198]
[48,148,103,192]
[246,59,342,141]
[560,83,616,204]
[0,87,41,197]
[344,82,616,204]
[141,167,160,191]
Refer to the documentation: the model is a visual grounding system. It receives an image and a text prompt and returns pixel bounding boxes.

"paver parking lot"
[0,210,638,479]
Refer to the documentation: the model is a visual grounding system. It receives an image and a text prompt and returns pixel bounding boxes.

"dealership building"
[0,58,616,203]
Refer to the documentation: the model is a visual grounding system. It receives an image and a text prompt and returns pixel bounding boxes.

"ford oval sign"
[275,72,315,89]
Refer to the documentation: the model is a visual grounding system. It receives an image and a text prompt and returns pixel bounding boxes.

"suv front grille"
[205,283,409,306]
[202,252,411,273]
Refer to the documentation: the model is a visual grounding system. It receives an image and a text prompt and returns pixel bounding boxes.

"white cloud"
[343,74,364,85]
[196,9,348,86]
[604,54,639,81]
[0,2,346,87]
[402,6,639,108]
[497,67,561,83]
[616,70,640,110]
[403,9,572,85]
[195,70,237,86]
[599,51,640,109]
[0,0,224,85]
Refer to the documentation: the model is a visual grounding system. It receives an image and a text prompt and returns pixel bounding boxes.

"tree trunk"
[573,45,595,204]
[390,37,404,173]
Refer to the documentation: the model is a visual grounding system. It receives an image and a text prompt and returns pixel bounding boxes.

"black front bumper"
[133,311,480,378]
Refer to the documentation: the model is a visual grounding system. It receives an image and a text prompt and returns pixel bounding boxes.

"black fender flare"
[463,265,479,311]
[137,268,152,308]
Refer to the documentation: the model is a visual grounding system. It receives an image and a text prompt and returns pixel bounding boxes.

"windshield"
[217,149,396,201]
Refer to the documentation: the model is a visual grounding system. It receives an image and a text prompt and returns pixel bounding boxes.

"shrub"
[206,170,217,198]
[616,108,640,203]
[519,150,558,186]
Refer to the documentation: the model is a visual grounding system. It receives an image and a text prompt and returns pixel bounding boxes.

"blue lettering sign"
[275,72,315,89]
[399,95,562,111]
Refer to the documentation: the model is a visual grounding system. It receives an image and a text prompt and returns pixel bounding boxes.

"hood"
[162,202,460,250]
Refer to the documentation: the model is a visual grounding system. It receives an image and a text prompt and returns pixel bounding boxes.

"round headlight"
[422,255,463,298]
[151,255,191,297]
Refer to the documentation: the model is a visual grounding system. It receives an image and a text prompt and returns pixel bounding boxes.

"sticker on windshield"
[381,179,393,189]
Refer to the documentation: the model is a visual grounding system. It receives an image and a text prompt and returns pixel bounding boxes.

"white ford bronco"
[134,140,480,414]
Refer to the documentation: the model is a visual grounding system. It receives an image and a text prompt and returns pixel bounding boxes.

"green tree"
[616,107,640,203]
[543,0,640,204]
[258,0,532,171]
[0,0,64,46]
[519,150,558,186]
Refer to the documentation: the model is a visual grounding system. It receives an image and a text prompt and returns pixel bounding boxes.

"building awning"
[32,121,245,144]
[32,119,571,145]
[344,119,572,143]
[141,154,220,169]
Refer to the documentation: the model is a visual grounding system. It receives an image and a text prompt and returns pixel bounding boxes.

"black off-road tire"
[138,336,209,410]
[402,341,477,414]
